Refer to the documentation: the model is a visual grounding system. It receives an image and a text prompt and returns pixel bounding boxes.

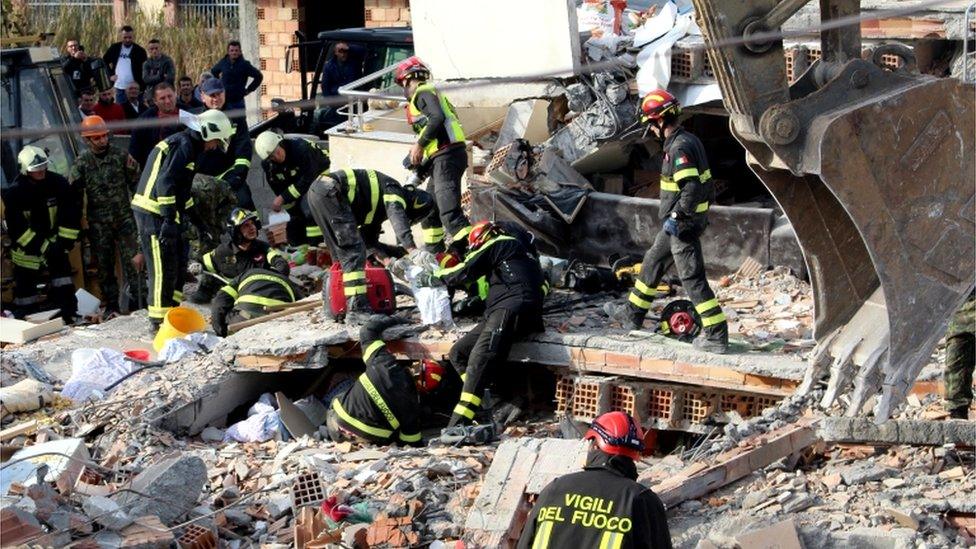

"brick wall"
[256,0,305,115]
[364,0,410,27]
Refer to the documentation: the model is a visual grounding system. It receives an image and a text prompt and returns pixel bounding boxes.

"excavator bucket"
[691,0,975,421]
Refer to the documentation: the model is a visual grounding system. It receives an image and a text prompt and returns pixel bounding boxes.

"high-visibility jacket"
[211,268,303,334]
[436,230,546,315]
[517,454,673,549]
[191,106,253,190]
[262,137,331,209]
[331,323,423,446]
[131,130,200,221]
[406,83,465,161]
[327,168,417,250]
[4,171,81,270]
[658,127,714,225]
[202,240,289,283]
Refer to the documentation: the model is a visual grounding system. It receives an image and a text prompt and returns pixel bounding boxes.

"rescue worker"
[254,131,330,246]
[433,221,546,427]
[5,146,81,322]
[210,267,304,337]
[306,168,436,324]
[325,315,424,446]
[394,56,471,254]
[605,89,728,353]
[516,411,673,549]
[68,115,144,316]
[945,293,975,419]
[189,208,290,304]
[131,108,236,327]
[193,78,255,209]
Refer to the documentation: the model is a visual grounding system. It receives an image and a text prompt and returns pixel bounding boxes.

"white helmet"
[197,109,235,152]
[255,131,284,161]
[18,145,48,174]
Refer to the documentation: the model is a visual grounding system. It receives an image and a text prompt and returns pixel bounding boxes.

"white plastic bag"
[61,348,137,403]
[406,266,455,329]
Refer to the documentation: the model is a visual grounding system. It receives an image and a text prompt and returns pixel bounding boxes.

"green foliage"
[1,4,233,82]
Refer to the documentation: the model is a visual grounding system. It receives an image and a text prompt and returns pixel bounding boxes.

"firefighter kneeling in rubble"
[517,412,673,549]
[432,221,547,429]
[605,89,729,354]
[305,168,437,325]
[210,268,305,337]
[325,315,434,446]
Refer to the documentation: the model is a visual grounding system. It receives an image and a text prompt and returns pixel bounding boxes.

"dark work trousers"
[627,228,728,342]
[306,177,368,299]
[285,196,322,247]
[232,180,255,211]
[447,306,543,426]
[12,247,77,322]
[135,211,187,325]
[421,145,469,254]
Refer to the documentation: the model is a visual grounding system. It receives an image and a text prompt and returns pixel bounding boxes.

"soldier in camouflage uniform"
[185,174,238,262]
[945,292,975,419]
[70,115,144,317]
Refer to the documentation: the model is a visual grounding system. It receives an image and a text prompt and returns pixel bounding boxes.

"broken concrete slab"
[114,454,207,525]
[6,438,90,495]
[494,99,551,152]
[83,495,133,530]
[818,418,976,447]
[734,518,803,549]
[835,462,896,486]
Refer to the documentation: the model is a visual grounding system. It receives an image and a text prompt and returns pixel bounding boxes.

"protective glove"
[407,248,435,269]
[663,216,679,237]
[413,270,440,288]
[43,238,65,259]
[212,315,228,337]
[160,218,180,244]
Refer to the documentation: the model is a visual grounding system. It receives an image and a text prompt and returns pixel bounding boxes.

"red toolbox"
[325,261,395,318]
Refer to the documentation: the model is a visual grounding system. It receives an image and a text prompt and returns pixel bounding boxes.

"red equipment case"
[325,262,395,318]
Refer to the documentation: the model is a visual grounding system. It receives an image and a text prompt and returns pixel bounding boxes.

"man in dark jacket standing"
[210,40,263,111]
[517,412,672,549]
[103,25,147,105]
[128,82,181,168]
[193,77,256,209]
[142,39,175,90]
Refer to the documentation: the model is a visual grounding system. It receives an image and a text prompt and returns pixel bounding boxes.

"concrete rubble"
[0,262,971,548]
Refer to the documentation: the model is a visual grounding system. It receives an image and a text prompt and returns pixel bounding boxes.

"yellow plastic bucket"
[153,307,207,352]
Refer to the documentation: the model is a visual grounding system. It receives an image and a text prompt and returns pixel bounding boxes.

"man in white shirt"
[104,25,147,105]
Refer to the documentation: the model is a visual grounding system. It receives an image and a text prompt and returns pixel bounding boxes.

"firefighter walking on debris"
[605,89,729,354]
[325,315,425,446]
[395,56,471,255]
[517,411,673,549]
[434,221,547,428]
[131,109,236,327]
[255,131,330,246]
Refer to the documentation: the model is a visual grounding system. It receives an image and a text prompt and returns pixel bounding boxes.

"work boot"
[692,336,729,354]
[949,406,970,420]
[435,423,498,446]
[603,301,644,330]
[344,295,373,326]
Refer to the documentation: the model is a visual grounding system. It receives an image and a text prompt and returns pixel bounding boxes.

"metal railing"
[25,0,111,21]
[179,0,240,30]
[336,62,406,132]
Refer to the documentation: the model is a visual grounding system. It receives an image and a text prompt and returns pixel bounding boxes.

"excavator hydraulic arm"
[690,0,975,421]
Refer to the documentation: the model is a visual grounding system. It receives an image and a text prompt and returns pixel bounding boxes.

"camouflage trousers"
[945,295,975,411]
[185,175,238,262]
[89,216,142,311]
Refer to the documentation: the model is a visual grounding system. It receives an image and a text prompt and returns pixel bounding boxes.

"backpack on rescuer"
[323,261,395,319]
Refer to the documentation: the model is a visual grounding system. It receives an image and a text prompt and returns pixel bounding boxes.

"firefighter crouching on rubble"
[131,109,236,328]
[394,56,471,255]
[210,267,304,337]
[431,221,547,428]
[189,208,290,304]
[254,131,330,246]
[69,115,144,318]
[517,411,673,549]
[605,89,729,354]
[305,168,437,325]
[325,315,425,446]
[6,146,81,322]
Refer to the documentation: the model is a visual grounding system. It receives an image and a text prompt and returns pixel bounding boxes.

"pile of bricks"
[365,0,411,28]
[554,373,785,433]
[256,0,305,111]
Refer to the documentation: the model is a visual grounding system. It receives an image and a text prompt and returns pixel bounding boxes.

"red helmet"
[467,221,499,250]
[584,411,645,460]
[415,359,444,394]
[394,56,431,87]
[639,89,680,123]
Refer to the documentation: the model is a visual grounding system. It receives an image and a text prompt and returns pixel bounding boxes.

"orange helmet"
[639,89,680,123]
[584,411,645,460]
[80,115,109,138]
[415,359,444,395]
[467,221,499,250]
[394,56,431,87]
